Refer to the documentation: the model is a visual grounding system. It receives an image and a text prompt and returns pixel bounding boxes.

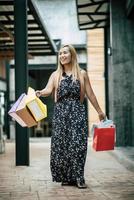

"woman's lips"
[61,59,66,62]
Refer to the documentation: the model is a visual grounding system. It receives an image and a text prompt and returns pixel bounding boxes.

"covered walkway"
[0,138,134,200]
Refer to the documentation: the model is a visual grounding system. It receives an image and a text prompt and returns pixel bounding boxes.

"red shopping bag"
[92,127,115,151]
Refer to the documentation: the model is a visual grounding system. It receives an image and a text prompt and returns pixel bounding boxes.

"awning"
[76,0,109,30]
[126,0,134,19]
[0,0,57,58]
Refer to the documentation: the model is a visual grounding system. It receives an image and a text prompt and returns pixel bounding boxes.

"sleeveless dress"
[50,72,88,184]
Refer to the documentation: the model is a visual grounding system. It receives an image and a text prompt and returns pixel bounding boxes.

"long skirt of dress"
[50,74,88,183]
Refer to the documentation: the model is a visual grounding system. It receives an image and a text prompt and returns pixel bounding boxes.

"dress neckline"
[62,72,72,77]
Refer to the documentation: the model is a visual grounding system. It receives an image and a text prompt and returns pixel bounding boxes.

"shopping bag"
[8,93,37,127]
[16,94,38,127]
[92,119,115,151]
[8,93,27,127]
[26,87,47,122]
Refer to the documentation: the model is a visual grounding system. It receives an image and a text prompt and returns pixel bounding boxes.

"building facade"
[107,0,134,146]
[76,0,134,146]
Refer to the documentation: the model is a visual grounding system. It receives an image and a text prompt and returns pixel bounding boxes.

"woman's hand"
[98,112,106,121]
[35,90,42,98]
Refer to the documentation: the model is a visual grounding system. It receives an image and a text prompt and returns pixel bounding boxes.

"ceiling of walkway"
[76,0,109,30]
[0,0,57,59]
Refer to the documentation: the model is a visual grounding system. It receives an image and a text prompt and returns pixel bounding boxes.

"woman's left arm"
[82,70,106,121]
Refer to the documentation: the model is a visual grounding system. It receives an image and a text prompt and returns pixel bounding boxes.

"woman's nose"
[60,55,65,59]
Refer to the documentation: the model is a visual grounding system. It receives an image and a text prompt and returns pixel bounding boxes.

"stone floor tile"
[0,139,134,200]
[10,192,39,200]
[0,193,11,200]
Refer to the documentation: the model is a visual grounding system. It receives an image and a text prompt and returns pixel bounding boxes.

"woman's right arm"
[35,72,55,97]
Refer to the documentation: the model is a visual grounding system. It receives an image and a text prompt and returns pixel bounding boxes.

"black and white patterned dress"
[50,72,88,184]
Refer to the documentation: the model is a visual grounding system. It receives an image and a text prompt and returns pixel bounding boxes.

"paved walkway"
[0,138,134,200]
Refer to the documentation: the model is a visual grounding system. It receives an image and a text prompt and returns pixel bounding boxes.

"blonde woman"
[36,44,106,189]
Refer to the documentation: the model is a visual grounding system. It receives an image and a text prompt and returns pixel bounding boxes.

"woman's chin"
[61,62,70,65]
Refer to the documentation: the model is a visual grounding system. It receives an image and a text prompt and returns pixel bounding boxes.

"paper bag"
[92,127,115,151]
[16,94,37,127]
[92,119,116,151]
[8,93,37,127]
[26,87,47,122]
[8,94,27,127]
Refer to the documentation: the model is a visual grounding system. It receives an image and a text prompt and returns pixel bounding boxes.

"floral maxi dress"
[50,72,88,184]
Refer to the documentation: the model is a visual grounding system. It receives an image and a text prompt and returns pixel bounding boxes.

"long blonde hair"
[54,44,85,102]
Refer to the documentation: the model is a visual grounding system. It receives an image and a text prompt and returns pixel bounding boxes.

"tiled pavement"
[0,138,134,200]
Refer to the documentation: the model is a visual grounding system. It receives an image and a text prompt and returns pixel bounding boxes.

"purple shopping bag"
[8,94,27,127]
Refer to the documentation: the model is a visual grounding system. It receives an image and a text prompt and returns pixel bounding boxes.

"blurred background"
[0,0,134,148]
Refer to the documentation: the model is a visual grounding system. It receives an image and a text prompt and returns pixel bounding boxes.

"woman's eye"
[59,51,68,55]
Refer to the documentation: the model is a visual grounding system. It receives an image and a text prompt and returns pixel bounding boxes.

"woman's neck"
[63,64,72,74]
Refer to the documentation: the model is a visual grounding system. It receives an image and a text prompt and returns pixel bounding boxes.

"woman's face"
[59,47,71,65]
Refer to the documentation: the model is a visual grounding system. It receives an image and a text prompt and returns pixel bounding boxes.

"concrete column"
[14,0,29,165]
[109,0,134,146]
[5,60,10,139]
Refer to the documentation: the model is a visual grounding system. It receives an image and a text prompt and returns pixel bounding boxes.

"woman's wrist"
[40,90,43,97]
[35,90,42,97]
[97,109,103,114]
[98,111,106,121]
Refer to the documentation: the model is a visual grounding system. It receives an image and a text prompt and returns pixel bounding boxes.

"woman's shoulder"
[80,69,87,77]
[50,70,58,78]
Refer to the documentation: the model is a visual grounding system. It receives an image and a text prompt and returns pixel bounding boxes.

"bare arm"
[82,70,106,120]
[36,72,55,97]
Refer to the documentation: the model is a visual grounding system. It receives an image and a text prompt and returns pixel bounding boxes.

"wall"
[36,0,86,45]
[87,29,105,132]
[108,0,134,146]
[28,0,87,65]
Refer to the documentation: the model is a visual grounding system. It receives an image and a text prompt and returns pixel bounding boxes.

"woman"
[36,44,106,189]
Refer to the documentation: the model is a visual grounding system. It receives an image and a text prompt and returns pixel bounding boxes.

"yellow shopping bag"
[26,87,47,122]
